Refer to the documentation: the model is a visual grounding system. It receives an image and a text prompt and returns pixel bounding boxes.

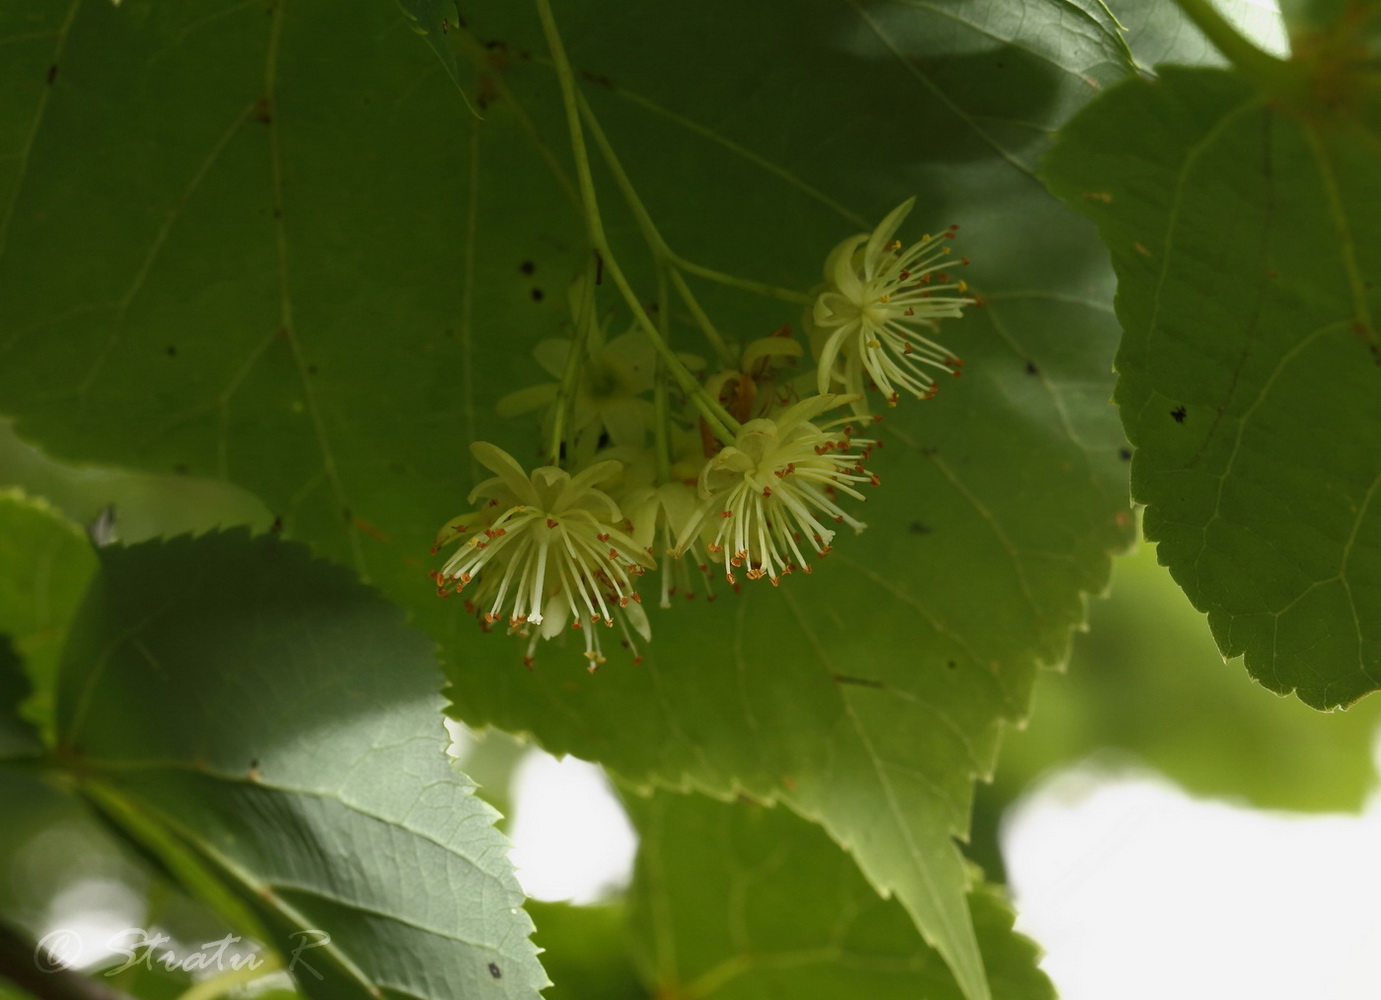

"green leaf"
[395,0,474,108]
[55,531,544,1000]
[1118,0,1290,70]
[0,489,97,740]
[526,901,649,1000]
[625,791,1053,1000]
[0,419,272,544]
[0,3,1143,998]
[1043,63,1381,709]
[994,541,1381,814]
[0,638,40,760]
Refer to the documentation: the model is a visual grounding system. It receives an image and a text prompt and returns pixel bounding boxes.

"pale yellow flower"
[432,443,653,668]
[673,395,876,585]
[811,197,971,408]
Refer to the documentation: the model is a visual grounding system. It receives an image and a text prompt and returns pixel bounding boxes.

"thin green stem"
[671,256,813,306]
[577,95,810,330]
[653,267,673,482]
[548,273,596,467]
[173,955,283,1000]
[1171,0,1300,93]
[534,0,739,443]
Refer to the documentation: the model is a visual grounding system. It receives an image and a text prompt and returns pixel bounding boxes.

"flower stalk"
[534,0,740,445]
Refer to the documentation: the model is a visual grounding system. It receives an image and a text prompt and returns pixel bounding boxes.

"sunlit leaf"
[56,531,544,1000]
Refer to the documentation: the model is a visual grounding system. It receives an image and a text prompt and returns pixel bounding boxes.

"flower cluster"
[432,199,972,668]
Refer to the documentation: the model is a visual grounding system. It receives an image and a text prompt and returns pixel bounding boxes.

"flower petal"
[469,442,537,505]
[495,382,559,418]
[862,197,915,280]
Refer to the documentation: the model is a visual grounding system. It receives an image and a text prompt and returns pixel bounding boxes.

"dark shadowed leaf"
[1044,60,1381,709]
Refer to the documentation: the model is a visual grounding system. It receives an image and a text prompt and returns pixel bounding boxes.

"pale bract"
[811,197,973,410]
[432,442,653,667]
[674,395,876,585]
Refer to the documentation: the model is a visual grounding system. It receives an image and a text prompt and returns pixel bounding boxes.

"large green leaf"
[1043,54,1381,709]
[55,531,544,1000]
[0,3,1144,997]
[624,791,1053,1000]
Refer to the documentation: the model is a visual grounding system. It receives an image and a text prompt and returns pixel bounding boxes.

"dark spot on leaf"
[173,463,188,475]
[488,963,501,979]
[908,521,931,534]
[1118,447,1132,461]
[920,446,938,458]
[342,507,353,523]
[46,65,57,85]
[270,516,284,534]
[1171,406,1186,423]
[946,660,957,669]
[249,758,259,770]
[531,288,544,302]
[1025,360,1038,376]
[306,364,318,375]
[254,97,272,124]
[272,207,282,220]
[165,345,177,358]
[579,69,615,88]
[519,261,535,275]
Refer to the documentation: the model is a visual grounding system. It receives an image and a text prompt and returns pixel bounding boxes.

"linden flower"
[496,326,658,459]
[674,395,877,586]
[811,197,973,408]
[431,443,653,668]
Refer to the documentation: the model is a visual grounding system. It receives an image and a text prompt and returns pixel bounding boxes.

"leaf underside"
[56,531,545,1000]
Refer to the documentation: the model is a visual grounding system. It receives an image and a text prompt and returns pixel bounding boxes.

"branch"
[0,921,136,1000]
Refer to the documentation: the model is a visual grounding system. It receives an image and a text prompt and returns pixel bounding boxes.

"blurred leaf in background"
[969,537,1381,880]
